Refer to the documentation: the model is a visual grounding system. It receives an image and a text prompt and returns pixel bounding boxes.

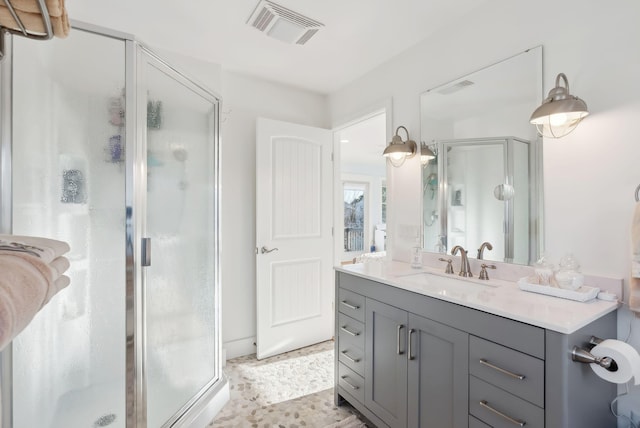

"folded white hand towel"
[47,274,70,304]
[50,256,70,277]
[0,234,70,263]
[630,202,640,313]
[0,255,50,350]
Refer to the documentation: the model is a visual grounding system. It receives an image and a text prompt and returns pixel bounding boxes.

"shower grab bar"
[0,0,53,61]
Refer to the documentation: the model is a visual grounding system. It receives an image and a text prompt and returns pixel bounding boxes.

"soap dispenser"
[411,237,423,269]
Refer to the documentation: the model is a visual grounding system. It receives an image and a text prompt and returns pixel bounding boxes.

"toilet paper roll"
[590,339,640,385]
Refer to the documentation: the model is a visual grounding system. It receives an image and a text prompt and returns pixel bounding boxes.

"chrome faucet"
[451,245,472,277]
[477,241,493,260]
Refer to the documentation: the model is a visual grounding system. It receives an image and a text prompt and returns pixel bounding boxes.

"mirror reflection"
[337,112,388,264]
[420,47,543,265]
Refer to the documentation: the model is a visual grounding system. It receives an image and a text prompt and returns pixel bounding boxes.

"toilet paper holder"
[571,336,618,371]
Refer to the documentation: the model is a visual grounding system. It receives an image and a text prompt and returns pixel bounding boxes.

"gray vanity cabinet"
[334,271,617,428]
[362,297,468,428]
[407,313,468,428]
[365,299,409,427]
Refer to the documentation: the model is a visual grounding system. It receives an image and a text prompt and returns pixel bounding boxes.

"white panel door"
[256,117,333,359]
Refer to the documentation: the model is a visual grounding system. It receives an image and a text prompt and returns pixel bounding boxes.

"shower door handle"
[141,237,151,267]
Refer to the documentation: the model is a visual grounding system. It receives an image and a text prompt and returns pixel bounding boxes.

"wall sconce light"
[530,72,589,138]
[382,126,417,167]
[420,141,436,166]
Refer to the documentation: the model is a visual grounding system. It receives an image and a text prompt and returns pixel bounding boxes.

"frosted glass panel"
[11,31,126,428]
[446,144,504,255]
[144,60,218,427]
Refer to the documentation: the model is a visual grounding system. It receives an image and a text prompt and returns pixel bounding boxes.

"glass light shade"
[420,143,436,166]
[382,126,417,167]
[530,73,589,138]
[386,151,407,167]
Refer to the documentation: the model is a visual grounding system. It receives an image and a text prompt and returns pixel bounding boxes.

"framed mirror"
[420,46,543,265]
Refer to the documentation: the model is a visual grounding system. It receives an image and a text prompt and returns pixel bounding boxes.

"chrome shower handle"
[141,238,151,267]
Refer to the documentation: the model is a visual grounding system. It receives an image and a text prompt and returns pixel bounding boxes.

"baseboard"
[223,336,256,361]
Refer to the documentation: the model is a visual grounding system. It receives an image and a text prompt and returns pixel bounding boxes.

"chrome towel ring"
[636,184,640,202]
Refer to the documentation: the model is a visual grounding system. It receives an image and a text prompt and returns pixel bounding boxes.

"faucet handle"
[438,258,454,274]
[479,263,497,280]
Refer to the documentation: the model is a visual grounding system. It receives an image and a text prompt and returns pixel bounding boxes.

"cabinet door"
[365,298,408,427]
[407,313,469,428]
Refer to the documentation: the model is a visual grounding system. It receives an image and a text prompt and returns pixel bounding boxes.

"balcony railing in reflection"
[344,227,364,252]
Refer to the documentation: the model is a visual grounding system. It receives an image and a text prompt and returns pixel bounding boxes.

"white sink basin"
[396,270,500,287]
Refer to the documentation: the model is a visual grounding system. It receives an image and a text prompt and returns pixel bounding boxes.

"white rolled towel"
[630,203,640,312]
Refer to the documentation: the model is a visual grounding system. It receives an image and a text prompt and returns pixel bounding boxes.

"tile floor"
[209,341,368,428]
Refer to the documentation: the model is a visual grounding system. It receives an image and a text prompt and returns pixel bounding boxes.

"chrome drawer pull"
[341,375,360,390]
[340,326,360,337]
[479,400,526,426]
[341,300,360,310]
[397,324,405,355]
[407,329,415,361]
[341,350,361,363]
[479,359,526,380]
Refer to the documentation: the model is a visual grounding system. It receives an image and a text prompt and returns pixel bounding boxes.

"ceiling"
[68,0,488,94]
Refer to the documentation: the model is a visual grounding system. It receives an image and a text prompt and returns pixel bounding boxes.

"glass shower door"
[141,53,220,428]
[9,30,127,428]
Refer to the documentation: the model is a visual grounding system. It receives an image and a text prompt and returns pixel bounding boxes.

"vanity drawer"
[469,335,544,407]
[338,363,365,404]
[470,376,544,428]
[338,339,364,376]
[338,312,365,350]
[338,288,365,322]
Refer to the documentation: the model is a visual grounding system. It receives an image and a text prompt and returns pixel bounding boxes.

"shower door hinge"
[141,237,151,267]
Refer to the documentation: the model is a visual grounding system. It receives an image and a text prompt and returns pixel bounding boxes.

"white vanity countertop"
[335,261,619,334]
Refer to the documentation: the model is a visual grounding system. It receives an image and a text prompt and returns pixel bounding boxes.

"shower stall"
[423,136,535,265]
[0,22,227,427]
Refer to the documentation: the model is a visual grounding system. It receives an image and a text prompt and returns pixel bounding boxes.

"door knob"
[260,246,279,254]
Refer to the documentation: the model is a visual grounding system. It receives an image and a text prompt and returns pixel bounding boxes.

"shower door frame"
[0,21,226,428]
[437,136,532,263]
[0,32,13,428]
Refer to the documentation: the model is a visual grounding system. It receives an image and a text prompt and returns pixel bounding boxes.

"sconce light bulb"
[549,113,568,127]
[390,152,405,162]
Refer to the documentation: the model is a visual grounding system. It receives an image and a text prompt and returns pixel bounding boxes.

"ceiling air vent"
[247,0,324,45]
[437,80,475,95]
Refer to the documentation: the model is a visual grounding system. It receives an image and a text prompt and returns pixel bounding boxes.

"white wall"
[219,71,329,358]
[328,0,640,415]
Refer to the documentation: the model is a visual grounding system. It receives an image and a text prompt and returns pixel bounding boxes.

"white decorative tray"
[517,277,600,302]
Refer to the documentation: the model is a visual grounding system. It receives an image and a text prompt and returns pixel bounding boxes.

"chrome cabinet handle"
[340,326,360,337]
[479,400,526,426]
[341,375,359,390]
[407,329,415,360]
[341,350,361,363]
[260,246,279,254]
[397,324,404,355]
[340,300,360,310]
[479,359,526,380]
